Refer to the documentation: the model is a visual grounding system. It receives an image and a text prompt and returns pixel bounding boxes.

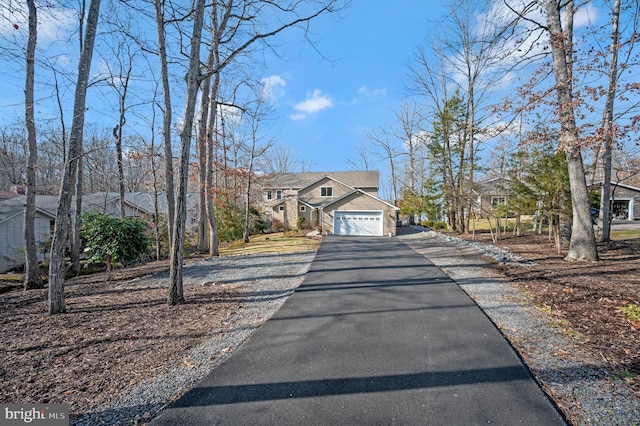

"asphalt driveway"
[152,236,565,425]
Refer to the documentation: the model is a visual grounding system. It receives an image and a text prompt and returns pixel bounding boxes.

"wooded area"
[2,0,640,314]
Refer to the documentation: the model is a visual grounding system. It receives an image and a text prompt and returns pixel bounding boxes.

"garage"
[333,211,383,236]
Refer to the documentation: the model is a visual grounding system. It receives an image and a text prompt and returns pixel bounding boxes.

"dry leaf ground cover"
[452,229,640,397]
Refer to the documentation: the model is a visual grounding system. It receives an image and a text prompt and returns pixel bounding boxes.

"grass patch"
[618,303,640,323]
[610,230,640,250]
[219,233,320,256]
[467,217,536,233]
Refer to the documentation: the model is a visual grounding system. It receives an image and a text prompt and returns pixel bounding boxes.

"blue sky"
[257,1,447,172]
[0,0,446,177]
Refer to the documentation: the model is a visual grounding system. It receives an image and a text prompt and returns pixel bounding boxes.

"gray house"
[0,192,199,273]
[590,182,640,220]
[0,204,56,273]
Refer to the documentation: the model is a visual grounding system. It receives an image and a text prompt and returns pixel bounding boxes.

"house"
[0,204,56,273]
[474,177,640,221]
[260,171,398,236]
[472,176,514,218]
[590,182,640,220]
[0,191,200,273]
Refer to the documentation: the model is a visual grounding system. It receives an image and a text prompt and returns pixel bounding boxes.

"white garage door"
[334,211,383,236]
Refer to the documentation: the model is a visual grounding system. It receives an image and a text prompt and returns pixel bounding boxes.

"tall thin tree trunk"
[197,73,211,252]
[168,0,206,305]
[24,0,42,290]
[71,147,83,275]
[154,0,175,235]
[48,0,101,314]
[114,108,126,219]
[206,73,221,256]
[599,0,620,243]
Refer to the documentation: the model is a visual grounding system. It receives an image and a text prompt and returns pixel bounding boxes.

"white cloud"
[358,85,387,97]
[294,89,333,113]
[290,89,333,120]
[261,75,286,101]
[288,113,307,121]
[573,4,598,28]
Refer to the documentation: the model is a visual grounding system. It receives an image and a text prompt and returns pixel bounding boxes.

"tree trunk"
[544,0,598,261]
[599,0,620,243]
[206,72,221,257]
[48,0,101,314]
[168,0,206,305]
[114,106,126,219]
[24,0,42,290]
[196,72,211,252]
[71,148,83,275]
[154,0,175,236]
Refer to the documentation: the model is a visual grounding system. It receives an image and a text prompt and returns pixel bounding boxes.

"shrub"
[297,217,307,231]
[421,220,447,230]
[81,213,151,270]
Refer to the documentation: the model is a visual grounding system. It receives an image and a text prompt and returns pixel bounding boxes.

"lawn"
[219,232,321,256]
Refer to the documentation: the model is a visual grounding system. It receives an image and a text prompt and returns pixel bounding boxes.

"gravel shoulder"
[398,228,640,425]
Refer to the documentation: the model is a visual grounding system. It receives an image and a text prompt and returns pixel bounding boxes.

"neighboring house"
[260,171,398,236]
[78,192,199,229]
[0,191,199,273]
[590,182,640,220]
[472,176,513,218]
[0,204,56,273]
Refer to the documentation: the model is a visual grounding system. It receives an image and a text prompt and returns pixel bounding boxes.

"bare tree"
[24,0,42,289]
[168,0,207,305]
[367,129,399,206]
[542,0,598,261]
[242,91,274,243]
[104,35,137,218]
[261,145,302,173]
[345,144,372,171]
[154,0,175,235]
[48,0,102,314]
[0,128,27,187]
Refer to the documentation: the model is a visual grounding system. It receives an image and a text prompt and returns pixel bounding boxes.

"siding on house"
[0,206,55,273]
[298,177,355,206]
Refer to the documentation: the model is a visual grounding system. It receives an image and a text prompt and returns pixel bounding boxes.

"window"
[491,196,506,207]
[320,186,333,197]
[300,205,306,212]
[279,206,284,211]
[266,191,272,200]
[276,190,282,200]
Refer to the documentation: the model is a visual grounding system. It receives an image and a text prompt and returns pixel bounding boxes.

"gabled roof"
[0,204,57,225]
[323,189,399,210]
[263,171,379,190]
[590,181,640,193]
[298,175,356,194]
[0,192,199,218]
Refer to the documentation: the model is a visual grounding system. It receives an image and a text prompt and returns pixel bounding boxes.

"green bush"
[421,220,447,230]
[81,213,151,269]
